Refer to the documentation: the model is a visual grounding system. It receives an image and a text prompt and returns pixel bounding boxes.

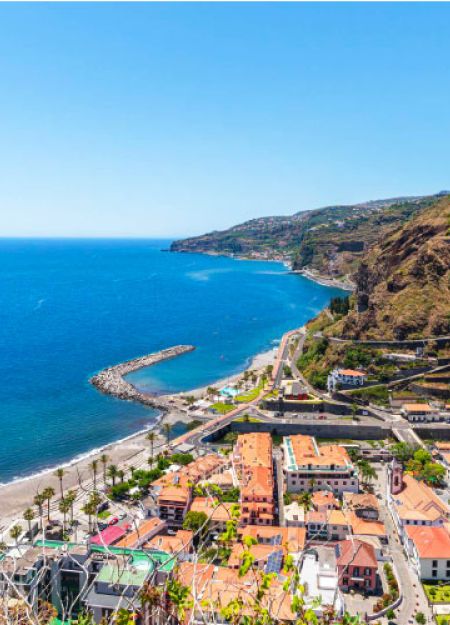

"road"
[373,464,433,625]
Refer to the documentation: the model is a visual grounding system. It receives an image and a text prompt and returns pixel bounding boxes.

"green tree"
[107,464,119,486]
[59,498,71,530]
[183,510,209,535]
[65,489,77,524]
[42,486,56,521]
[82,500,97,534]
[54,467,66,500]
[90,459,99,490]
[163,422,173,445]
[415,612,426,625]
[9,524,22,546]
[23,507,35,539]
[146,431,156,461]
[34,492,46,530]
[391,441,416,463]
[100,454,109,485]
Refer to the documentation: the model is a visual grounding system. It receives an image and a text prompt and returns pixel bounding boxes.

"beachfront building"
[233,433,275,526]
[282,435,359,495]
[388,460,449,543]
[327,368,367,392]
[405,525,450,580]
[336,539,378,593]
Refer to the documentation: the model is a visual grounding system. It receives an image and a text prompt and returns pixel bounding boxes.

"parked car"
[108,516,119,526]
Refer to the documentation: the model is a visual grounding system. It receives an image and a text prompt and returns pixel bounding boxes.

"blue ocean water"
[0,239,344,483]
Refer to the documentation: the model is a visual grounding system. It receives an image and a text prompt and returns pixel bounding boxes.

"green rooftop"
[97,563,149,587]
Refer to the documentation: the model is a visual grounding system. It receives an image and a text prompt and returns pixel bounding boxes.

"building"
[282,381,309,401]
[299,547,344,617]
[327,369,367,392]
[306,511,328,540]
[406,525,450,580]
[284,501,306,527]
[157,484,192,526]
[233,433,275,526]
[189,497,235,533]
[312,490,339,512]
[115,517,167,549]
[144,529,194,557]
[336,539,378,593]
[90,525,127,547]
[238,525,306,556]
[283,435,359,495]
[388,461,449,542]
[343,492,379,520]
[401,403,441,423]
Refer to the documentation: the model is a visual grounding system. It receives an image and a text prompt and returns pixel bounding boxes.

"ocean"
[0,239,344,483]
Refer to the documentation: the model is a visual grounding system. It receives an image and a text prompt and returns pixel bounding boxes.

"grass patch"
[210,402,235,414]
[234,416,261,423]
[423,583,450,604]
[347,385,389,406]
[97,509,111,520]
[235,381,264,403]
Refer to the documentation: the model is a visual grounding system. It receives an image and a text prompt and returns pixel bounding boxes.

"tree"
[100,453,109,484]
[42,486,56,521]
[65,489,77,524]
[299,492,313,511]
[9,524,22,546]
[415,612,426,625]
[59,498,71,530]
[107,464,119,486]
[34,492,46,530]
[390,441,416,463]
[163,422,173,445]
[224,431,238,447]
[90,459,99,490]
[117,469,125,483]
[385,608,396,620]
[54,467,66,500]
[351,403,358,420]
[183,510,208,535]
[23,507,35,539]
[146,431,156,460]
[82,500,97,534]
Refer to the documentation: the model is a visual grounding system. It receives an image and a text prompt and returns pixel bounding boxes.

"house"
[90,525,127,547]
[401,403,441,423]
[283,435,358,495]
[327,510,351,541]
[327,369,367,392]
[284,501,306,527]
[233,433,275,526]
[238,525,306,556]
[84,557,151,623]
[144,529,193,557]
[189,497,235,533]
[343,492,379,520]
[115,517,167,549]
[312,490,339,512]
[283,381,309,401]
[306,511,328,540]
[336,539,378,593]
[299,547,343,617]
[405,525,450,580]
[228,543,285,573]
[388,461,449,542]
[157,484,192,526]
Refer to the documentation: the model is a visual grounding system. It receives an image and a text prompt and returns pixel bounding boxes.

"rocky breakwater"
[90,345,195,409]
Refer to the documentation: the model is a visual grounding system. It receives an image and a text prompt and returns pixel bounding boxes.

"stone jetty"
[90,345,195,408]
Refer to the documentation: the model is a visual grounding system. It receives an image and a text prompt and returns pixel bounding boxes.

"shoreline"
[0,343,278,525]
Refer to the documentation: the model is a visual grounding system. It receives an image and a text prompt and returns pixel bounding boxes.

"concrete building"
[336,539,378,593]
[401,403,441,423]
[283,435,358,495]
[406,525,450,580]
[327,369,367,392]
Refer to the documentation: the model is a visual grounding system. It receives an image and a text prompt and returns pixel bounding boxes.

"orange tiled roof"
[349,513,386,537]
[406,525,450,559]
[115,517,166,548]
[337,539,377,568]
[239,525,306,552]
[144,529,193,554]
[402,403,433,412]
[337,369,367,377]
[312,490,339,509]
[287,435,352,469]
[157,484,191,505]
[343,492,379,511]
[394,474,449,523]
[190,497,234,523]
[228,543,285,568]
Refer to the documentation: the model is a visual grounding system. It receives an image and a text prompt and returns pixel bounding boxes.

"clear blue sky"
[0,2,449,238]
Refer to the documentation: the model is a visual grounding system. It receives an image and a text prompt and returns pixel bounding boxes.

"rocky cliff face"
[340,196,450,340]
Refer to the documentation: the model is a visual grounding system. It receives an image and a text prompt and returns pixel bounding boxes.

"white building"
[299,547,344,617]
[327,368,367,392]
[405,525,450,580]
[283,435,358,495]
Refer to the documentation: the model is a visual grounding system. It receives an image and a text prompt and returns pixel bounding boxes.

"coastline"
[0,343,278,526]
[0,261,337,529]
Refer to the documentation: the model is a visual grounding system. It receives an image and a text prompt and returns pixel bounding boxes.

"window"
[433,560,438,568]
[446,569,450,577]
[365,568,371,576]
[432,570,438,578]
[353,567,359,576]
[343,577,349,585]
[447,561,450,568]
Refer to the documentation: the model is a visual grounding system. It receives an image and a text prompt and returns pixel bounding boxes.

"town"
[1,310,449,625]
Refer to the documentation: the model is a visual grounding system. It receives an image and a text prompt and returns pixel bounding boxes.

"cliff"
[336,195,450,340]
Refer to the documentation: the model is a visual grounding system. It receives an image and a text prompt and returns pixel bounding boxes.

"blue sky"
[0,2,449,238]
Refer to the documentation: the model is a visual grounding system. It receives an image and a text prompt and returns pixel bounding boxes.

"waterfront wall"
[90,345,195,409]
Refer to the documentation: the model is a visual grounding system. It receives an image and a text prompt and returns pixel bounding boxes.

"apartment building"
[283,435,359,495]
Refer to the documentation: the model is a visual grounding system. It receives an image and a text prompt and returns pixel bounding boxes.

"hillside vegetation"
[171,193,443,278]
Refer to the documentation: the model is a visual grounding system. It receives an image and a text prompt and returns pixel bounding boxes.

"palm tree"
[129,465,136,480]
[299,492,313,511]
[34,492,46,530]
[117,469,125,483]
[9,524,22,547]
[42,487,55,522]
[100,454,109,485]
[65,490,77,525]
[59,499,71,531]
[90,460,99,491]
[107,464,119,486]
[163,422,173,445]
[81,501,96,534]
[54,468,66,500]
[23,508,35,540]
[146,431,156,459]
[148,455,154,469]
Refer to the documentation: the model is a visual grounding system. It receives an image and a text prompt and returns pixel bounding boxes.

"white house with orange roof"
[406,525,450,580]
[283,435,358,495]
[327,368,367,392]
